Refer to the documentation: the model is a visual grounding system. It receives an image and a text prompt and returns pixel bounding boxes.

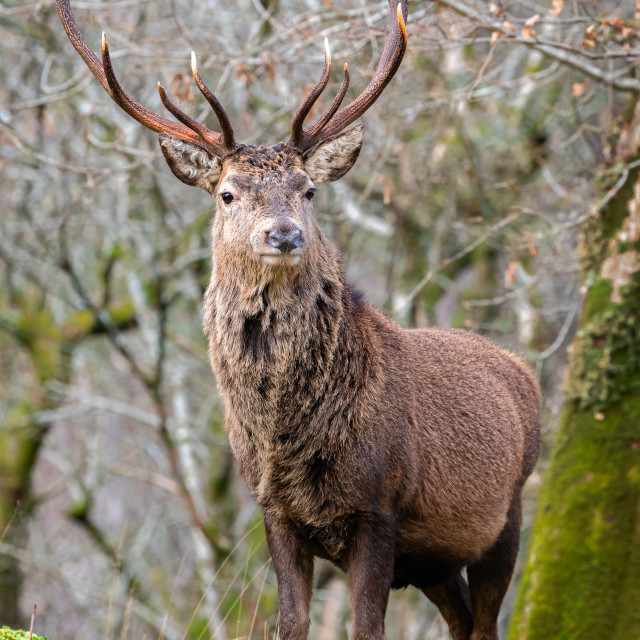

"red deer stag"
[55,1,541,638]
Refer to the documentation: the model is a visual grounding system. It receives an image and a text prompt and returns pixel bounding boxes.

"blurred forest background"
[1,0,639,638]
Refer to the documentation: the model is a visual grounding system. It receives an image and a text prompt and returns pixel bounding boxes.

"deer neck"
[203,230,346,383]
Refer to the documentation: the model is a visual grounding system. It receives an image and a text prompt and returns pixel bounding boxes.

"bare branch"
[435,0,640,93]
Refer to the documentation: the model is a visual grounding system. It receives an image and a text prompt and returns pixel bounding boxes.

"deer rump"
[206,276,540,591]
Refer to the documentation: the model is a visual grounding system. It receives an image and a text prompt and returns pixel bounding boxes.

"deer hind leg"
[421,573,473,640]
[466,493,522,640]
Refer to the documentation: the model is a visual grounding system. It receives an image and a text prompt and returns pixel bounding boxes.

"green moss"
[14,302,62,382]
[579,162,640,275]
[0,627,50,640]
[564,157,640,410]
[0,402,41,522]
[579,278,613,322]
[564,271,640,410]
[508,398,640,640]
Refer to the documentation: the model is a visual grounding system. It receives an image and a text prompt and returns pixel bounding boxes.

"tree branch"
[434,0,640,93]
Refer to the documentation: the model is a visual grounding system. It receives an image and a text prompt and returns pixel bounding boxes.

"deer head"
[55,0,407,274]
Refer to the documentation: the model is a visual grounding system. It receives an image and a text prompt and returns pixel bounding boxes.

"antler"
[290,0,408,152]
[55,0,235,156]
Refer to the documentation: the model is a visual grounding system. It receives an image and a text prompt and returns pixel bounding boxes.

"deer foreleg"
[348,512,396,640]
[264,515,314,640]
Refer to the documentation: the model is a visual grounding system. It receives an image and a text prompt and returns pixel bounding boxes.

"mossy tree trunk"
[508,123,640,639]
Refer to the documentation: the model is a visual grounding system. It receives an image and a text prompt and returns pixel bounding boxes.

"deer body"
[207,250,537,567]
[195,141,540,639]
[199,138,539,565]
[55,0,541,637]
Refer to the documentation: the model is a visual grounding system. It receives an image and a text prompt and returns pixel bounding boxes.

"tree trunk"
[508,127,640,638]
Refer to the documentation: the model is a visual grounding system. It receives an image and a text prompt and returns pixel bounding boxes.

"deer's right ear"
[159,133,222,192]
[303,123,364,184]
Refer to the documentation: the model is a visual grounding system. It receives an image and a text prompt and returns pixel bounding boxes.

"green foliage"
[0,627,50,640]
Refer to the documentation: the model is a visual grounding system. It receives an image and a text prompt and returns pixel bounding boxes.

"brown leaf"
[585,24,599,37]
[637,0,640,20]
[502,20,516,32]
[572,80,589,97]
[521,27,536,39]
[170,73,195,102]
[527,237,538,259]
[581,38,596,48]
[525,14,541,26]
[490,31,504,45]
[261,52,276,85]
[235,62,253,87]
[299,26,315,40]
[504,261,520,286]
[380,174,394,205]
[549,0,564,16]
[489,3,503,15]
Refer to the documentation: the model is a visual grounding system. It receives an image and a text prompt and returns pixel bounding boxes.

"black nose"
[266,228,303,254]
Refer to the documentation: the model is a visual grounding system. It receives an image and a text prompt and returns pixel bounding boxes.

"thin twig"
[29,603,36,640]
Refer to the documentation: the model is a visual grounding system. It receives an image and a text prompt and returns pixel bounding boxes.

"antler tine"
[290,38,333,148]
[295,0,408,152]
[55,0,227,156]
[101,33,221,153]
[304,63,350,144]
[191,52,236,151]
[56,0,111,95]
[157,80,222,148]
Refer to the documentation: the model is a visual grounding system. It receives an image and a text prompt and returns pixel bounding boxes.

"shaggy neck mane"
[203,231,382,518]
[204,230,384,522]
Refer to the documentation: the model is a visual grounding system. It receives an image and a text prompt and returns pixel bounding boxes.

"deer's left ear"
[159,133,222,192]
[303,123,364,184]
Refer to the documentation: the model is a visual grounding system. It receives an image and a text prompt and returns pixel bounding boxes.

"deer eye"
[221,192,234,204]
[305,188,316,201]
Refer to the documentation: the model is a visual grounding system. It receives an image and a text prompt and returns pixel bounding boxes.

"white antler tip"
[191,51,198,73]
[324,37,331,61]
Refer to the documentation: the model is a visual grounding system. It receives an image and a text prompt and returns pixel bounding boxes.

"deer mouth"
[259,253,302,266]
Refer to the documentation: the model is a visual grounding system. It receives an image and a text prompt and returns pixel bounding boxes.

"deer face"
[159,124,363,269]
